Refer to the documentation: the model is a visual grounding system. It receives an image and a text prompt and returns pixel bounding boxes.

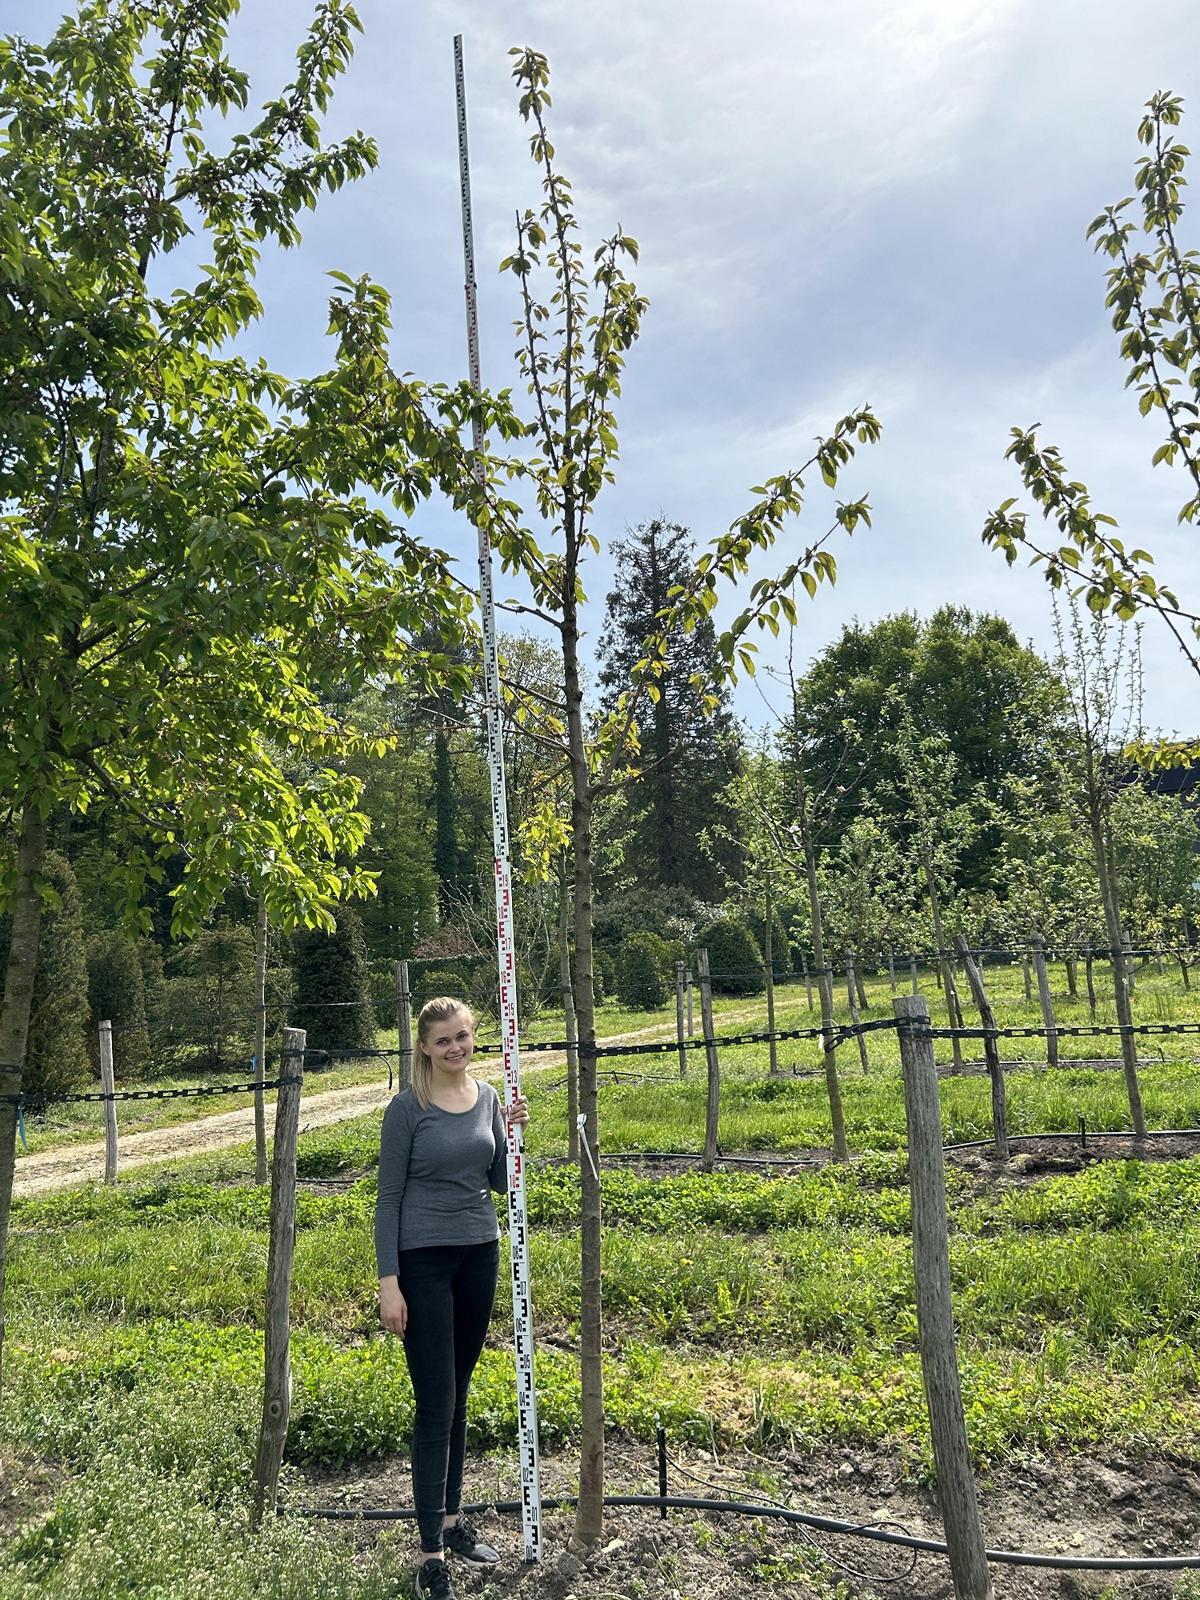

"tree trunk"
[0,803,49,1390]
[698,948,720,1171]
[1090,809,1145,1139]
[1084,941,1098,1020]
[1065,954,1078,1001]
[558,855,579,1162]
[1030,934,1058,1070]
[855,961,869,1010]
[956,936,1009,1161]
[796,766,848,1162]
[765,874,779,1076]
[923,849,964,1072]
[846,953,869,1072]
[563,570,604,1547]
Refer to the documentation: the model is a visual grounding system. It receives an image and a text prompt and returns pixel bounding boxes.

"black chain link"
[0,1075,302,1110]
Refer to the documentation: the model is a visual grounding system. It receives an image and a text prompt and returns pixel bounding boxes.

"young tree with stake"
[478,48,881,1544]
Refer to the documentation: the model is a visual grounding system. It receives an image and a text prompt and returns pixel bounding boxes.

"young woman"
[375,996,529,1600]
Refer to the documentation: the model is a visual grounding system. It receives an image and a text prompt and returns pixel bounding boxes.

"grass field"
[3,957,1200,1597]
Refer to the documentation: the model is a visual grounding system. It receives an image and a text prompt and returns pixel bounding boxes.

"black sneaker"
[443,1515,500,1566]
[414,1557,456,1600]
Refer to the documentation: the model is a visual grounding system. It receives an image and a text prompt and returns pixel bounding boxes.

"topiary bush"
[291,906,376,1052]
[591,948,615,1006]
[0,850,90,1096]
[87,931,150,1079]
[615,932,672,1010]
[697,917,765,996]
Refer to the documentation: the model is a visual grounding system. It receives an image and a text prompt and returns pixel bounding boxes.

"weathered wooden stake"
[395,960,413,1093]
[252,1026,305,1528]
[254,894,268,1185]
[955,937,1008,1161]
[846,953,869,1073]
[894,995,994,1600]
[1021,950,1032,1004]
[98,1020,118,1184]
[674,960,688,1081]
[698,949,720,1173]
[1030,935,1058,1069]
[1064,953,1079,1001]
[686,968,694,1038]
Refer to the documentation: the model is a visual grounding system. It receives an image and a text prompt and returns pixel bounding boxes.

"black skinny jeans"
[397,1238,500,1553]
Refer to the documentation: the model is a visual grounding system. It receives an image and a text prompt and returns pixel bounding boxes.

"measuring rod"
[453,34,543,1565]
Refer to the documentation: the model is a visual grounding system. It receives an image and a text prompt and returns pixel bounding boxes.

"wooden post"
[845,953,869,1073]
[254,894,268,1185]
[955,937,1008,1161]
[765,879,779,1076]
[1021,949,1032,1004]
[1064,953,1079,1001]
[1030,935,1058,1069]
[697,949,720,1173]
[252,1026,305,1529]
[686,968,694,1037]
[1084,941,1098,1020]
[98,1020,118,1185]
[801,952,814,1012]
[395,960,413,1093]
[887,945,898,995]
[674,960,688,1081]
[894,996,994,1600]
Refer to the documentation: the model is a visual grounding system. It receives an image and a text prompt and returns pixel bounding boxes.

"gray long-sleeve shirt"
[374,1081,510,1275]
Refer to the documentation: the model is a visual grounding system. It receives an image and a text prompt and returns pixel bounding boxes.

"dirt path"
[13,998,788,1199]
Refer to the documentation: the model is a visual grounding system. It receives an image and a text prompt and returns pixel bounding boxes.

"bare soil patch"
[949,1131,1200,1184]
[296,1445,1200,1600]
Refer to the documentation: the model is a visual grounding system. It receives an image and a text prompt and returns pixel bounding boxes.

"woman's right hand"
[379,1277,408,1336]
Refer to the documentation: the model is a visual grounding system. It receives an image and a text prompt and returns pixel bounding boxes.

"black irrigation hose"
[286,1494,1200,1572]
[946,1125,1200,1153]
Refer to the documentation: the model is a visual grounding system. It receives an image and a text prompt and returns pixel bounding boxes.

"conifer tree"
[598,521,740,898]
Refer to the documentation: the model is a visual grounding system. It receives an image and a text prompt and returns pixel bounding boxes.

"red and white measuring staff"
[453,35,542,1565]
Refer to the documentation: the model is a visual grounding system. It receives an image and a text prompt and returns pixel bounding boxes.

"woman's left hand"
[507,1093,530,1127]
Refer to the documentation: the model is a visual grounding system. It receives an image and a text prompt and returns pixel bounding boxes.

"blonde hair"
[412,996,476,1109]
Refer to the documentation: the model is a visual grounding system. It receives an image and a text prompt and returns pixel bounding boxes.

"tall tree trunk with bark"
[557,854,579,1162]
[796,766,848,1162]
[564,541,605,1546]
[1089,805,1146,1137]
[0,804,49,1388]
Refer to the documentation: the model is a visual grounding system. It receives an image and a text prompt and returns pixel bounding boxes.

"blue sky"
[11,0,1200,733]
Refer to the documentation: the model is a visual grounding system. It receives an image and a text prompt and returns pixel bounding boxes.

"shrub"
[292,907,376,1052]
[160,925,257,1069]
[592,949,615,1005]
[593,885,705,955]
[0,850,90,1096]
[87,931,150,1079]
[697,917,765,996]
[615,932,672,1010]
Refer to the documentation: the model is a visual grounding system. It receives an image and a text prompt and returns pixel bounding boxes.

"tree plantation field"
[14,958,1200,1162]
[4,960,1200,1598]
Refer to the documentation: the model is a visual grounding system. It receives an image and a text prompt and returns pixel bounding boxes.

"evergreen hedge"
[697,917,765,996]
[615,932,673,1010]
[87,932,150,1079]
[0,851,90,1096]
[291,907,376,1052]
